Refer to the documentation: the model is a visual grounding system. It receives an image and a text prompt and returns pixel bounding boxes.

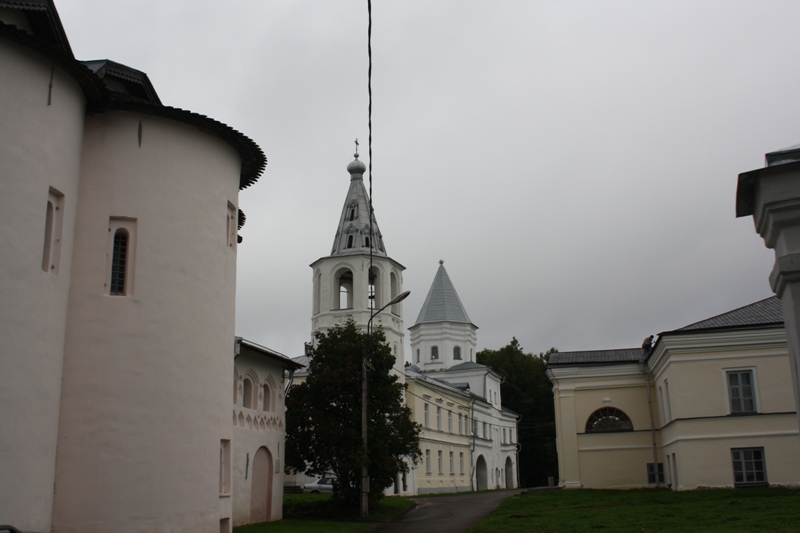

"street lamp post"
[361,290,410,518]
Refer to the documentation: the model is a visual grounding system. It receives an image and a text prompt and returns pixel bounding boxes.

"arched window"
[336,269,353,309]
[431,346,439,360]
[349,208,356,221]
[313,272,321,314]
[263,384,271,411]
[368,266,381,310]
[453,346,462,360]
[585,407,633,433]
[390,272,399,314]
[242,378,253,409]
[110,229,129,295]
[346,235,354,248]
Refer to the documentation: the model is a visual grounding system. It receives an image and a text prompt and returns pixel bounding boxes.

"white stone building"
[298,155,519,494]
[407,262,520,492]
[233,339,302,526]
[0,2,270,531]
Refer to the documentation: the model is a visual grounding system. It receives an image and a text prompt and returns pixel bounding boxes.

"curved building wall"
[0,40,86,532]
[52,111,241,533]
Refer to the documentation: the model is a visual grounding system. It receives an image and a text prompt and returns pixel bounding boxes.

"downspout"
[515,414,522,489]
[639,344,659,487]
[469,397,476,491]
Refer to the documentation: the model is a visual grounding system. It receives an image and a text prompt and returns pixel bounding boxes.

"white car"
[303,476,336,494]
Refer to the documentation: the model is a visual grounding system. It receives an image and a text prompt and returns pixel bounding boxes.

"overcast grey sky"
[59,0,799,358]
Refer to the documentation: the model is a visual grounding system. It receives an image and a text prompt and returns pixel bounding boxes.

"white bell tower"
[310,150,407,376]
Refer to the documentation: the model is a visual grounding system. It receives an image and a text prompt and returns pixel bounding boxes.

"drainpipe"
[515,414,522,489]
[639,346,659,487]
[469,397,476,491]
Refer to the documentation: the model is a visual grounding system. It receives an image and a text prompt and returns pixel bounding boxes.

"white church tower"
[310,149,407,375]
[409,261,478,371]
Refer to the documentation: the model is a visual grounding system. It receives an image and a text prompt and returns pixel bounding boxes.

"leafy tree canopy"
[286,319,421,508]
[477,338,558,487]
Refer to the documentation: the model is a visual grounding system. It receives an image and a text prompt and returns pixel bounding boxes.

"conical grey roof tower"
[410,261,478,371]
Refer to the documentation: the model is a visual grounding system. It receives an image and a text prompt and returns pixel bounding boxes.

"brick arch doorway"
[250,446,273,523]
[476,455,488,491]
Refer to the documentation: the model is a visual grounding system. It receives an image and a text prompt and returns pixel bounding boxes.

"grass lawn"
[233,494,414,533]
[468,487,800,533]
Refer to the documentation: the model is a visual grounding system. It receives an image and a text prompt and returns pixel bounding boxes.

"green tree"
[286,319,421,509]
[477,338,558,487]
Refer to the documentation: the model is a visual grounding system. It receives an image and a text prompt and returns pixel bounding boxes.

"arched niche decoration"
[585,407,633,433]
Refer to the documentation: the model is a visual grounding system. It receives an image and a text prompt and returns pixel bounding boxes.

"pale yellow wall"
[52,111,241,533]
[550,364,660,489]
[407,379,472,494]
[653,346,792,420]
[0,39,86,532]
[550,329,800,491]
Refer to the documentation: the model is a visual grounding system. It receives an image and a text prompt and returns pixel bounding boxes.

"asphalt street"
[377,490,519,533]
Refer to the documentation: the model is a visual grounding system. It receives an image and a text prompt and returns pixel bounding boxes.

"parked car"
[303,476,336,494]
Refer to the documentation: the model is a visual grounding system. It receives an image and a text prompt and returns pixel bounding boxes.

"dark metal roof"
[0,5,266,190]
[666,296,783,334]
[548,347,646,366]
[0,0,73,56]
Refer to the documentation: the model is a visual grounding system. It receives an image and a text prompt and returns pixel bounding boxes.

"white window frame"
[723,367,760,415]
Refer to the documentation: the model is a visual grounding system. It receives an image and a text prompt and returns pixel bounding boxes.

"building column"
[737,153,800,431]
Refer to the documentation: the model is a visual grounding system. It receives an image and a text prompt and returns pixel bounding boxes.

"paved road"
[377,490,518,533]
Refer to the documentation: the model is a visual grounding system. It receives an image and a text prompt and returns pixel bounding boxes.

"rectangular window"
[448,410,452,433]
[472,418,477,436]
[503,428,507,443]
[449,452,454,475]
[436,406,441,430]
[424,404,429,428]
[106,217,137,296]
[416,349,420,363]
[658,386,666,424]
[425,449,431,474]
[727,370,757,414]
[460,452,464,474]
[647,463,665,484]
[219,439,231,495]
[226,202,237,249]
[41,188,64,274]
[438,450,443,474]
[732,447,767,486]
[458,414,463,434]
[664,380,672,421]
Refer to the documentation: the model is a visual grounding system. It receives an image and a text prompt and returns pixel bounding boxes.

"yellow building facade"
[548,298,800,490]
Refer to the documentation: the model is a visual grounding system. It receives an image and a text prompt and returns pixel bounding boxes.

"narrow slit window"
[110,229,129,295]
[106,218,136,296]
[42,188,64,274]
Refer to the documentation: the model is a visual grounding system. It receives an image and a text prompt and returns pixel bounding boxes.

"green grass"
[468,487,800,533]
[234,494,414,533]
